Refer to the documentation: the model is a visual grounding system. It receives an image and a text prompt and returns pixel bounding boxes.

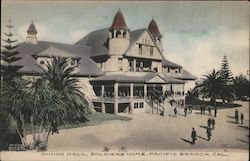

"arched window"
[123,31,127,38]
[116,31,121,38]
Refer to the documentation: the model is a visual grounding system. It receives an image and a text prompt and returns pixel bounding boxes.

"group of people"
[173,106,193,117]
[235,109,244,124]
[191,117,216,144]
[200,105,217,117]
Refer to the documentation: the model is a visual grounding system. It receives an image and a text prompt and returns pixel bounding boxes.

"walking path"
[47,101,249,151]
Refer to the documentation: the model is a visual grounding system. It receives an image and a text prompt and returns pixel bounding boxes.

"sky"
[1,1,249,78]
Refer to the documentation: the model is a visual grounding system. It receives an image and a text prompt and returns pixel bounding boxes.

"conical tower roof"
[148,19,162,37]
[110,9,128,29]
[27,23,37,34]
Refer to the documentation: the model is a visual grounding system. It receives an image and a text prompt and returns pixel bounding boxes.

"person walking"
[200,105,203,114]
[206,127,212,141]
[174,107,177,117]
[191,128,197,144]
[202,105,206,114]
[211,118,215,130]
[240,113,244,124]
[184,107,187,117]
[189,106,193,114]
[207,117,212,128]
[208,106,211,116]
[235,109,239,123]
[214,107,217,117]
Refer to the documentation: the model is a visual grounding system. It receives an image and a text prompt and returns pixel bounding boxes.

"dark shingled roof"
[159,73,186,84]
[75,29,109,57]
[10,41,102,76]
[74,57,104,77]
[16,41,90,58]
[172,68,197,80]
[148,19,162,38]
[110,10,128,29]
[27,23,37,34]
[12,56,43,74]
[91,73,160,83]
[162,59,182,68]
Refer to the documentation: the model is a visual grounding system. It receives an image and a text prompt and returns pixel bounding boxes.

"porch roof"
[90,72,166,84]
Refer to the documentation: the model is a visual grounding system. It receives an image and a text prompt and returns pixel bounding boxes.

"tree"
[1,18,22,75]
[147,88,166,114]
[219,55,235,102]
[220,55,233,81]
[195,69,226,106]
[38,57,90,148]
[233,74,250,100]
[2,77,31,147]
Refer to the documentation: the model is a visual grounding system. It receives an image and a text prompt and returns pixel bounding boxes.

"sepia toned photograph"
[0,1,249,161]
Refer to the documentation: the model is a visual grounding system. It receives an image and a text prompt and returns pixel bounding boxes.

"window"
[118,58,123,71]
[139,102,144,108]
[40,60,45,64]
[116,31,121,38]
[123,31,127,38]
[150,47,153,56]
[134,103,138,109]
[167,68,170,73]
[178,68,181,73]
[139,44,142,55]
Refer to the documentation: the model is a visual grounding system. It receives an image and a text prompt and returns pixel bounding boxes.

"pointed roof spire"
[27,21,37,34]
[110,9,128,29]
[148,19,162,37]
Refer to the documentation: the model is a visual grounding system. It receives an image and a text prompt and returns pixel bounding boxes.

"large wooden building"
[2,10,197,115]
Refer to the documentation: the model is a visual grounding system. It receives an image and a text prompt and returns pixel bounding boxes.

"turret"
[26,22,38,44]
[148,19,162,51]
[108,9,129,55]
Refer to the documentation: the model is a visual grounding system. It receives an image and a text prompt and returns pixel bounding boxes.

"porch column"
[101,85,104,99]
[114,102,118,114]
[173,84,176,99]
[101,103,105,113]
[144,84,147,98]
[133,59,136,72]
[130,83,134,114]
[114,83,118,114]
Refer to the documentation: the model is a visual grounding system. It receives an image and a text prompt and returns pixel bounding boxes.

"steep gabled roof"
[148,19,162,38]
[110,10,128,29]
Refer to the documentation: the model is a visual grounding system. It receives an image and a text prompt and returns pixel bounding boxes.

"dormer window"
[150,46,153,56]
[139,44,142,55]
[40,60,45,64]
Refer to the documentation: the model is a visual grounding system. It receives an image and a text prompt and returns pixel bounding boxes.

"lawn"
[25,112,131,134]
[59,112,132,130]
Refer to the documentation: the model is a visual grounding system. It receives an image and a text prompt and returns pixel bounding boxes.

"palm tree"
[41,57,89,116]
[2,77,30,146]
[195,69,226,106]
[37,57,90,148]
